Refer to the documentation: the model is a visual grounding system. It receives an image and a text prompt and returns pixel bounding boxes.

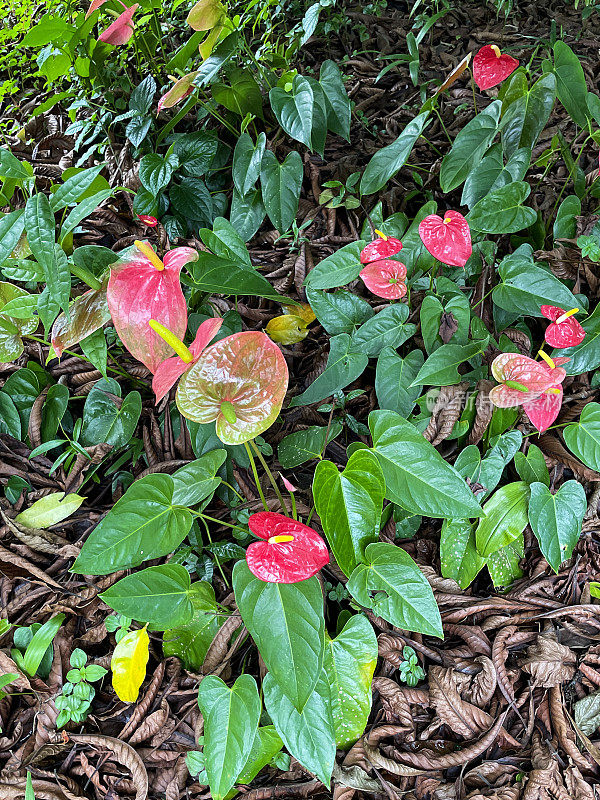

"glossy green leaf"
[528,480,586,573]
[360,111,430,195]
[440,519,485,589]
[232,132,266,196]
[289,333,368,408]
[319,60,351,140]
[198,674,261,800]
[139,153,178,195]
[278,422,343,469]
[236,726,283,784]
[375,348,424,417]
[475,481,530,558]
[192,253,286,301]
[270,76,318,150]
[233,560,325,711]
[263,670,335,787]
[81,377,141,449]
[304,241,365,290]
[323,615,377,748]
[501,73,556,158]
[0,390,21,438]
[0,209,26,262]
[72,475,193,574]
[200,217,252,266]
[213,68,263,119]
[313,450,385,576]
[467,181,536,234]
[170,451,226,506]
[22,613,64,676]
[440,101,501,193]
[16,492,84,529]
[347,542,443,637]
[514,444,550,486]
[163,581,221,670]
[564,402,600,472]
[49,165,105,212]
[350,304,416,357]
[0,282,38,361]
[306,286,373,335]
[229,188,265,242]
[551,41,589,128]
[486,534,524,588]
[369,410,482,519]
[554,195,581,240]
[260,150,303,233]
[101,564,193,629]
[411,339,488,387]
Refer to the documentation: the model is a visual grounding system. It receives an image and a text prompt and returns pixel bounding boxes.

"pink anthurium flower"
[137,214,158,227]
[541,306,585,348]
[176,331,289,445]
[107,240,197,373]
[418,211,472,268]
[98,3,139,45]
[472,45,519,91]
[150,317,223,403]
[245,511,329,583]
[158,72,199,112]
[490,351,569,432]
[360,259,407,300]
[360,230,403,264]
[86,0,108,17]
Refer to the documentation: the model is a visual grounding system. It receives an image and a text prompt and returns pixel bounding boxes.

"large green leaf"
[514,444,550,486]
[323,615,377,749]
[170,451,226,506]
[25,194,71,314]
[304,241,365,290]
[375,348,424,417]
[368,410,482,518]
[411,339,488,387]
[313,450,385,576]
[550,41,589,128]
[486,534,524,588]
[319,60,351,140]
[72,475,193,574]
[307,287,373,335]
[233,561,325,711]
[350,304,416,357]
[467,181,536,234]
[360,111,430,195]
[501,73,556,158]
[0,390,21,438]
[461,144,530,210]
[440,101,501,193]
[0,209,26,262]
[232,132,266,196]
[528,480,586,573]
[260,150,303,233]
[492,245,578,316]
[475,482,530,558]
[553,303,600,375]
[278,422,343,469]
[289,333,368,407]
[263,671,335,787]
[198,674,261,800]
[564,402,600,472]
[191,253,287,301]
[270,76,317,151]
[81,377,141,449]
[347,542,443,637]
[101,564,194,629]
[236,726,283,784]
[440,519,485,590]
[0,282,38,361]
[163,581,222,670]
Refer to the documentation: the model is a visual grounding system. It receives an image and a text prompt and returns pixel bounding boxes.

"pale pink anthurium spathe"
[418,210,472,268]
[489,351,570,432]
[150,317,223,403]
[245,511,329,583]
[176,331,289,446]
[360,259,407,300]
[472,45,519,91]
[541,306,585,348]
[95,2,139,45]
[106,240,197,373]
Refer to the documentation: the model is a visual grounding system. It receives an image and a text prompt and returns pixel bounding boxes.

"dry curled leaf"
[520,634,576,687]
[68,733,149,800]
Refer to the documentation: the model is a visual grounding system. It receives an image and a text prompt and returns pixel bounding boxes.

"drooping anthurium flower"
[149,317,223,403]
[472,45,519,91]
[137,214,158,227]
[158,72,200,112]
[541,306,585,348]
[489,351,569,432]
[98,2,139,45]
[360,259,407,300]
[176,331,288,445]
[360,230,403,264]
[107,240,197,373]
[245,511,329,583]
[418,210,472,268]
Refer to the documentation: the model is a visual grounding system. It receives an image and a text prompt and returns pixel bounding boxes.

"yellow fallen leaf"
[265,314,309,345]
[282,303,316,325]
[111,627,149,703]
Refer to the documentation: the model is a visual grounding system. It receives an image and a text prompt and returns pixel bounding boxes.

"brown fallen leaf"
[520,633,576,687]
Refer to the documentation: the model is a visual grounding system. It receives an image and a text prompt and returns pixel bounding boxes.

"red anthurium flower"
[245,511,329,583]
[418,210,472,268]
[150,317,223,403]
[490,352,569,432]
[360,230,403,264]
[107,240,197,373]
[541,306,585,348]
[176,331,289,445]
[98,3,139,45]
[137,214,158,227]
[360,259,407,300]
[472,45,519,91]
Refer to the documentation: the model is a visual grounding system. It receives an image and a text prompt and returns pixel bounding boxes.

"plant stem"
[250,439,288,513]
[244,441,269,511]
[70,263,102,291]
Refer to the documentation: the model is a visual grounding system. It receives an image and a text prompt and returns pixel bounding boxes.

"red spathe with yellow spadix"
[245,511,329,583]
[472,45,519,91]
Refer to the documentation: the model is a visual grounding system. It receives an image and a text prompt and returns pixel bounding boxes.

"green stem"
[69,263,102,291]
[250,439,288,514]
[244,441,269,512]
